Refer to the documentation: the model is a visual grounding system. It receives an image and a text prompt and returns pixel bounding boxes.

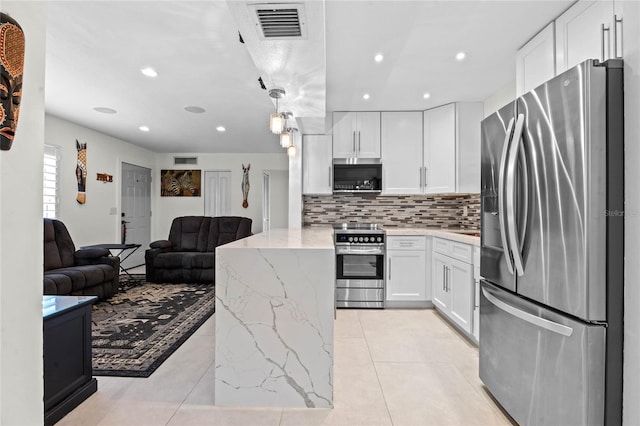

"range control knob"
[359,237,364,242]
[348,236,354,242]
[377,236,382,243]
[364,237,369,242]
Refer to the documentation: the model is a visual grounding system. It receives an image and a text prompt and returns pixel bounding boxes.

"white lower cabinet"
[386,236,428,304]
[431,237,474,336]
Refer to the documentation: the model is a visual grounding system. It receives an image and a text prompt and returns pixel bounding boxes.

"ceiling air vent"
[249,3,307,40]
[174,157,198,166]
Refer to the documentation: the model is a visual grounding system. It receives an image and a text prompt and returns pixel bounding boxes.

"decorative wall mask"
[0,13,25,151]
[241,163,250,208]
[76,140,87,204]
[160,169,201,197]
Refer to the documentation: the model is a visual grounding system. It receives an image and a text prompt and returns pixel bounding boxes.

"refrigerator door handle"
[506,113,526,276]
[498,117,516,274]
[482,287,574,337]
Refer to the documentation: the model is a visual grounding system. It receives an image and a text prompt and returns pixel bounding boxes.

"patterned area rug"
[92,276,215,377]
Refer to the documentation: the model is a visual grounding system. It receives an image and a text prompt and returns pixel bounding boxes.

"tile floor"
[59,308,515,426]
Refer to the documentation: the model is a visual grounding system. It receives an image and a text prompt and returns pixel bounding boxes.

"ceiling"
[44,0,574,154]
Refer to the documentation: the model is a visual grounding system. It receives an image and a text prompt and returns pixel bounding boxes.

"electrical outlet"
[109,207,117,215]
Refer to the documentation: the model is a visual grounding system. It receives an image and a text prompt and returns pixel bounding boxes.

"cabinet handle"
[442,265,446,291]
[388,258,391,280]
[601,24,611,61]
[446,266,450,292]
[353,131,356,154]
[358,131,361,153]
[419,168,423,188]
[614,15,623,59]
[329,166,332,188]
[424,167,428,188]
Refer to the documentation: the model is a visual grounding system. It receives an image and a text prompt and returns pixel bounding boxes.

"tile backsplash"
[303,193,480,229]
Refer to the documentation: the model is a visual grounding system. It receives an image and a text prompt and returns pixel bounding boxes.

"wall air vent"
[174,157,198,166]
[248,3,307,40]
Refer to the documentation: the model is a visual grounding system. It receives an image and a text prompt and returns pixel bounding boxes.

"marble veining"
[215,229,334,408]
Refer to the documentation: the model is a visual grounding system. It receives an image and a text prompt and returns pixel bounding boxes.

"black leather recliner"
[145,216,252,284]
[43,218,120,301]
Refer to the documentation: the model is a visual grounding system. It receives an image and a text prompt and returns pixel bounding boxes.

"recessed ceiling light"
[139,126,150,132]
[455,52,466,61]
[216,126,226,132]
[423,92,431,99]
[363,93,371,100]
[374,53,384,63]
[93,107,117,114]
[140,67,158,78]
[184,106,206,114]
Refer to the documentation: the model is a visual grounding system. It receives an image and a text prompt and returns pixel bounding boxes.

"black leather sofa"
[43,218,120,301]
[145,216,252,284]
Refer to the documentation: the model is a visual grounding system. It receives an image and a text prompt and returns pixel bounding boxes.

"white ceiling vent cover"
[248,3,307,40]
[174,156,198,165]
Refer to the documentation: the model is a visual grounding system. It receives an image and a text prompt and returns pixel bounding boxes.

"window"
[43,144,60,219]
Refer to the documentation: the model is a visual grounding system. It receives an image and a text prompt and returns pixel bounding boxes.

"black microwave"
[333,160,382,194]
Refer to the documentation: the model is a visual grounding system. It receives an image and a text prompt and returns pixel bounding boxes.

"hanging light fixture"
[287,143,297,158]
[268,87,286,134]
[279,112,294,147]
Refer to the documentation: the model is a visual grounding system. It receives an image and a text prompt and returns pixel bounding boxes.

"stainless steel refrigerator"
[479,59,624,425]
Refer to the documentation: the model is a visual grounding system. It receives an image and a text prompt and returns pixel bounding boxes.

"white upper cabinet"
[516,22,556,96]
[332,112,381,159]
[555,0,619,74]
[423,102,483,194]
[302,134,332,195]
[381,111,423,194]
[423,104,456,194]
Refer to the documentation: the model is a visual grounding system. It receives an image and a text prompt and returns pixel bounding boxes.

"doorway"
[205,170,232,217]
[121,162,151,270]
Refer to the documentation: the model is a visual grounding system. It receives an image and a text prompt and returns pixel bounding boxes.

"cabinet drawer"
[432,237,452,255]
[451,241,472,263]
[433,237,472,263]
[387,236,425,250]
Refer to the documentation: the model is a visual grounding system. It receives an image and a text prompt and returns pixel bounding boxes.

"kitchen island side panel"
[214,246,334,408]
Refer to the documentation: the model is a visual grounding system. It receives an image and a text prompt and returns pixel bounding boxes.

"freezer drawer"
[336,288,383,301]
[479,281,605,426]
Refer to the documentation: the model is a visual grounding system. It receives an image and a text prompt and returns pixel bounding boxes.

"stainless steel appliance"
[333,159,382,194]
[480,59,623,425]
[334,224,385,308]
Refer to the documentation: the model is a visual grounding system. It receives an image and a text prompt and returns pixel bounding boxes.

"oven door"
[335,245,384,281]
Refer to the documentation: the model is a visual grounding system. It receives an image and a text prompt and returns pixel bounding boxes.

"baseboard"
[45,378,97,426]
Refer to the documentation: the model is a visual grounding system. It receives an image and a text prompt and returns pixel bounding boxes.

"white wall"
[45,115,156,248]
[622,1,640,424]
[154,153,287,239]
[483,79,516,117]
[0,1,46,423]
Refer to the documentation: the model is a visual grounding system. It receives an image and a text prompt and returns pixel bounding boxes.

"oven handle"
[335,245,385,255]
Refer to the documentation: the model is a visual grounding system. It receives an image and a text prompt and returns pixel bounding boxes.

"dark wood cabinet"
[43,296,97,426]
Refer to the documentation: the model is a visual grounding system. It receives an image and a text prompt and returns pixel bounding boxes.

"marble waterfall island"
[214,228,335,408]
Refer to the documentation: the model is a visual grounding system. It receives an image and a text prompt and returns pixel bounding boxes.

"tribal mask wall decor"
[0,13,25,151]
[76,140,87,204]
[241,163,250,208]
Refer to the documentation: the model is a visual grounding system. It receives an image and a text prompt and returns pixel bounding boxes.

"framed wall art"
[160,169,201,197]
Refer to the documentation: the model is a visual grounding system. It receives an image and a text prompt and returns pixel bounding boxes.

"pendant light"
[287,143,297,158]
[279,112,294,147]
[268,87,286,134]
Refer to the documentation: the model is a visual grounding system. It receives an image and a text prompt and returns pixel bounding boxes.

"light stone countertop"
[384,227,480,246]
[218,227,334,250]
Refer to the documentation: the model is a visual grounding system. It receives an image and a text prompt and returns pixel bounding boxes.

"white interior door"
[205,171,231,217]
[121,162,151,269]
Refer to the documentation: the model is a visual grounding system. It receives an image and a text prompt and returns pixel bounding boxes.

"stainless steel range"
[334,224,385,309]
